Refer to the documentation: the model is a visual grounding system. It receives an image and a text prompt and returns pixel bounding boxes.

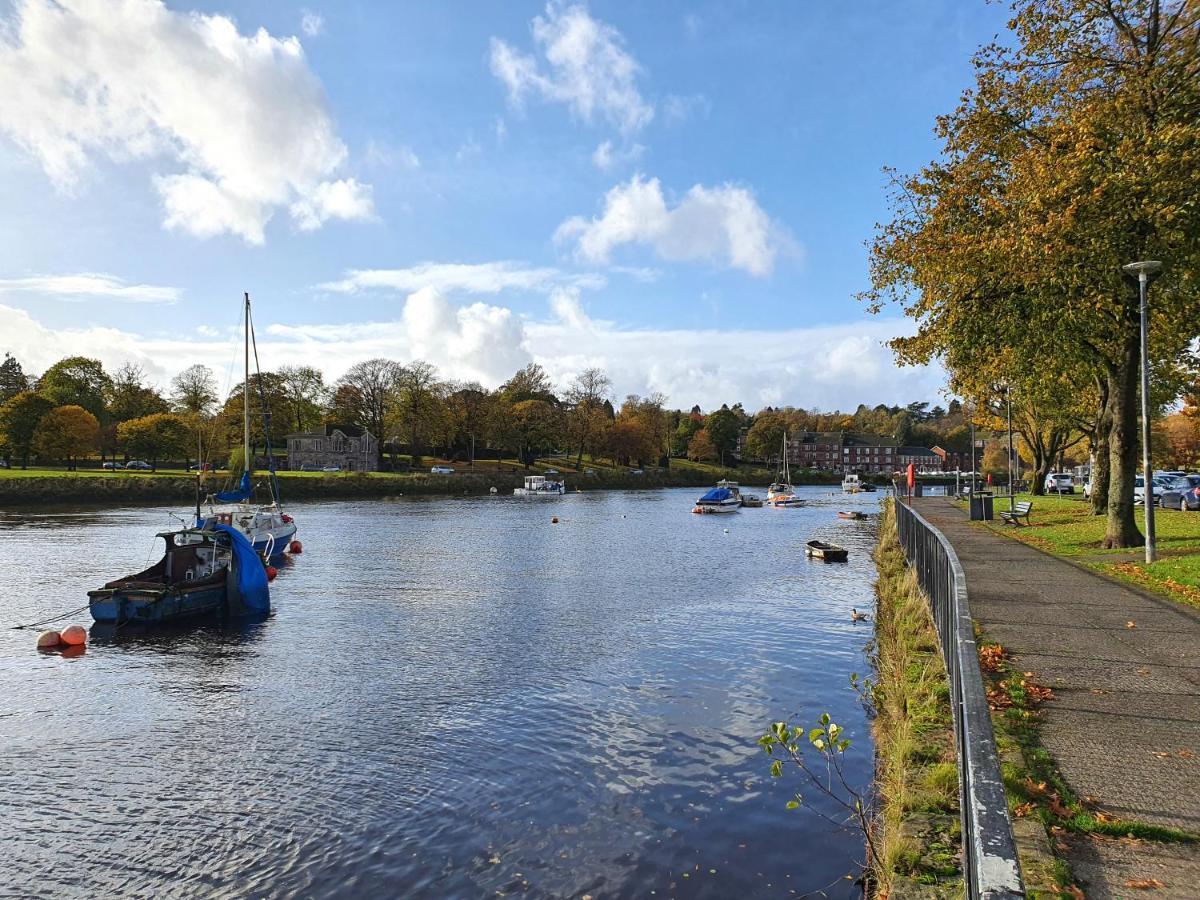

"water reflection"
[1,487,879,898]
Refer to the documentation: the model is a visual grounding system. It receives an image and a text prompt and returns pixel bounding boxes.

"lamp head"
[1122,260,1163,281]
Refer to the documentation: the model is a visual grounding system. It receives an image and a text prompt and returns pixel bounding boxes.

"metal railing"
[893,493,1025,899]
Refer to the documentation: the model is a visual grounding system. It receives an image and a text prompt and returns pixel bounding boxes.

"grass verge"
[871,499,962,897]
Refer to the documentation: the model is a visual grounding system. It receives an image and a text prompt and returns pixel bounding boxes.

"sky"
[0,0,1012,411]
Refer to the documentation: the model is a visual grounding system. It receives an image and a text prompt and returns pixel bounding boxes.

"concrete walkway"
[917,498,1200,899]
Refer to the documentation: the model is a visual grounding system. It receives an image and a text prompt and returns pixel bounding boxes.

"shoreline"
[0,469,851,506]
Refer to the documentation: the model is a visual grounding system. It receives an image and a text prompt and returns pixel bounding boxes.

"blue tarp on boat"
[699,487,733,502]
[215,471,252,503]
[212,523,271,616]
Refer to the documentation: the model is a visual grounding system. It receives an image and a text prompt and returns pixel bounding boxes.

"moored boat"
[88,525,270,625]
[841,474,863,493]
[514,474,566,496]
[805,540,849,562]
[693,482,741,514]
[741,494,764,508]
[767,433,801,506]
[837,510,867,520]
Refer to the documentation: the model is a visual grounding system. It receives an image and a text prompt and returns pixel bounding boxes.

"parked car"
[187,463,213,471]
[629,468,644,475]
[321,465,341,472]
[1158,475,1200,511]
[300,463,320,472]
[1044,472,1074,494]
[583,467,596,475]
[125,460,153,470]
[0,459,9,468]
[102,461,121,470]
[1133,475,1158,506]
[430,465,454,474]
[544,468,560,475]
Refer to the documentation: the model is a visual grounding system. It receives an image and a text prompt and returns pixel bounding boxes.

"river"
[1,486,881,899]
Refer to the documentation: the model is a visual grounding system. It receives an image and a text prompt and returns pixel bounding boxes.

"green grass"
[966,492,1200,609]
[871,499,963,897]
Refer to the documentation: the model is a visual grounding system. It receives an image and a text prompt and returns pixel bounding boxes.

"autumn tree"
[108,363,169,422]
[509,399,563,467]
[38,356,111,421]
[744,411,788,465]
[687,428,717,462]
[117,413,191,470]
[499,363,558,404]
[277,365,328,432]
[171,364,219,416]
[0,391,54,468]
[862,0,1200,547]
[334,358,401,464]
[447,383,495,466]
[33,405,100,469]
[566,367,612,468]
[392,360,449,464]
[704,406,740,464]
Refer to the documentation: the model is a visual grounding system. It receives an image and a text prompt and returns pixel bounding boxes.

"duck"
[850,608,869,622]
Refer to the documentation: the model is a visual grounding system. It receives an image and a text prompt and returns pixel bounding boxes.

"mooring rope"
[11,604,91,630]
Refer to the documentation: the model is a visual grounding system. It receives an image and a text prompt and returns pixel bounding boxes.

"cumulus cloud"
[490,2,653,134]
[318,261,605,295]
[0,273,180,304]
[556,175,781,276]
[0,0,372,244]
[2,300,944,411]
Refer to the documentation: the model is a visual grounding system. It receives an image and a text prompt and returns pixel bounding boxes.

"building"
[784,431,898,475]
[286,425,379,472]
[898,446,942,474]
[931,445,972,473]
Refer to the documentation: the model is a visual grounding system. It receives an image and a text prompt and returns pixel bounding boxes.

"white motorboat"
[514,475,566,497]
[842,473,863,493]
[692,482,741,514]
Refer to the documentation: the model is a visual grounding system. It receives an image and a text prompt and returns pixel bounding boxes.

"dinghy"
[805,540,849,562]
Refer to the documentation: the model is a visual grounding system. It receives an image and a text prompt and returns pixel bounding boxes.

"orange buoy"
[59,624,87,646]
[36,630,61,649]
[289,540,303,554]
[265,565,278,581]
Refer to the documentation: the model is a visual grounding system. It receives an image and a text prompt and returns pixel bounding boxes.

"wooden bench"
[1000,501,1032,526]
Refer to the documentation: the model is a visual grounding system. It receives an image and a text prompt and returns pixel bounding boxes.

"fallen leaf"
[1049,794,1072,817]
[1152,751,1171,759]
[1124,878,1165,889]
[1066,886,1085,900]
[1179,750,1195,759]
[1012,801,1037,818]
[1138,668,1151,676]
[1126,621,1137,628]
[1024,778,1048,796]
[1094,812,1115,824]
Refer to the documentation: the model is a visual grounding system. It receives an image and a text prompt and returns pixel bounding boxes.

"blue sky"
[0,0,1010,409]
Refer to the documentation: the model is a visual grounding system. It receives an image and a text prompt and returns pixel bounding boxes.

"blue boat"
[88,524,270,625]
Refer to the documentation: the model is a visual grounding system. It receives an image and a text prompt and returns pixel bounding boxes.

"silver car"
[1044,473,1074,494]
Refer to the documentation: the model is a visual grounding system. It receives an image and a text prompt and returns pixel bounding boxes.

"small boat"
[514,474,566,497]
[741,494,764,508]
[767,433,801,506]
[837,510,867,520]
[88,525,270,625]
[842,473,863,493]
[805,540,849,562]
[693,482,742,514]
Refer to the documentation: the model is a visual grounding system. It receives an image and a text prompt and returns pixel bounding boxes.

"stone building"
[286,424,378,472]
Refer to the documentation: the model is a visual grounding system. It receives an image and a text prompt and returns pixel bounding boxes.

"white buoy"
[490,486,498,494]
[723,528,729,533]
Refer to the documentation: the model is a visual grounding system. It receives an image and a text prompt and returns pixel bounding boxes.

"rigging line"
[247,302,283,508]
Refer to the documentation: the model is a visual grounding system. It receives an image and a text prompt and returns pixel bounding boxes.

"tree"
[38,356,111,420]
[672,416,702,456]
[705,406,740,464]
[116,413,191,470]
[744,411,788,465]
[0,353,30,402]
[509,399,563,467]
[566,367,612,468]
[108,363,169,422]
[861,0,1200,548]
[499,363,558,404]
[220,372,292,465]
[277,365,328,432]
[392,360,449,464]
[335,359,401,462]
[0,391,54,468]
[687,428,717,462]
[171,364,218,416]
[447,384,495,465]
[33,405,100,469]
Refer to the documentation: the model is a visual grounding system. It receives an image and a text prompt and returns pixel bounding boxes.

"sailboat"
[196,293,297,561]
[766,433,803,507]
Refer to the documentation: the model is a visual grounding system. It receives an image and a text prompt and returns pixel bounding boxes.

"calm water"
[0,486,880,899]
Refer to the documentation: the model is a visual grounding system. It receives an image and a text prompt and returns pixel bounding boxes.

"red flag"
[906,463,915,491]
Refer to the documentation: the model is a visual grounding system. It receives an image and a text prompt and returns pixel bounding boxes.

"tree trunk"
[1091,386,1112,515]
[1103,347,1143,548]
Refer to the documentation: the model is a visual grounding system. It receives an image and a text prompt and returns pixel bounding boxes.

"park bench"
[1000,501,1033,526]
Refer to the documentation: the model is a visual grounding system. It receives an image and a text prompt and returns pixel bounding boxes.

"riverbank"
[870,499,961,897]
[0,465,845,505]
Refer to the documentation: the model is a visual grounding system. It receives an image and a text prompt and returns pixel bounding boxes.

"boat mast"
[243,292,251,478]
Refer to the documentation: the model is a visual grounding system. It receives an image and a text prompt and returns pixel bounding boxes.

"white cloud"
[0,273,180,304]
[663,93,710,125]
[556,175,781,276]
[1,301,945,412]
[591,139,644,172]
[490,2,653,134]
[0,0,372,244]
[318,261,605,295]
[301,10,324,37]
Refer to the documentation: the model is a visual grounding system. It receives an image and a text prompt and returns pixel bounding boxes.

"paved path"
[917,498,1200,898]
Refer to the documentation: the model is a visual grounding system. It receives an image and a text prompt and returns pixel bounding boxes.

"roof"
[286,424,374,440]
[898,446,940,457]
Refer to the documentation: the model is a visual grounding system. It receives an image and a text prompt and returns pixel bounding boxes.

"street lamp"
[1122,259,1163,564]
[1001,384,1014,514]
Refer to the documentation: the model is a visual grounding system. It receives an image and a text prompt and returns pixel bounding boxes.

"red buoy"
[289,540,303,554]
[265,565,278,581]
[59,624,87,646]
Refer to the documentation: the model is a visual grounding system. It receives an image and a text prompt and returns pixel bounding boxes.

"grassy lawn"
[966,491,1200,609]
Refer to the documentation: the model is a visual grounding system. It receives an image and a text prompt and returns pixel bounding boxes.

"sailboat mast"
[243,292,250,475]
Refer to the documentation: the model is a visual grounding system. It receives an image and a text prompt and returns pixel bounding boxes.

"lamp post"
[1122,260,1163,564]
[1004,384,1014,514]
